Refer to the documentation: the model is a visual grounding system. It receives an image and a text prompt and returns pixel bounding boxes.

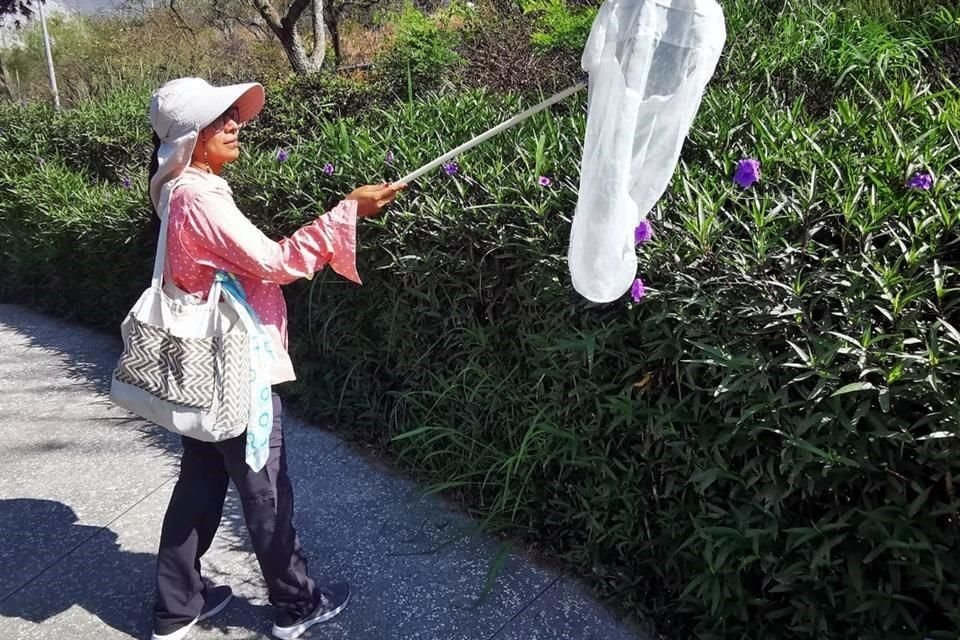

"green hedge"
[2,1,960,638]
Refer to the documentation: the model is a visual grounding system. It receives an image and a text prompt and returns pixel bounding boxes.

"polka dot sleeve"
[177,184,361,286]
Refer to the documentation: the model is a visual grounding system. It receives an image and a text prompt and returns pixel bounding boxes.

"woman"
[147,77,405,640]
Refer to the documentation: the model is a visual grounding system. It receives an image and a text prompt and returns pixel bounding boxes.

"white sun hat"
[148,77,265,213]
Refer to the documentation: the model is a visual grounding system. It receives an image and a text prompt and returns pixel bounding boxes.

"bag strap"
[150,184,173,290]
[150,178,221,309]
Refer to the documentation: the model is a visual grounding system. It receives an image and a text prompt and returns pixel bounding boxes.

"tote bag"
[110,180,251,442]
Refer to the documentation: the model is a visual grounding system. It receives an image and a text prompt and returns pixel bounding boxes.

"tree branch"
[309,0,325,64]
[338,0,381,11]
[210,0,269,38]
[250,0,284,36]
[282,0,312,31]
[168,0,195,34]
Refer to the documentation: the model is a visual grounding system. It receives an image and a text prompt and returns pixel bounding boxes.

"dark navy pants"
[153,394,315,632]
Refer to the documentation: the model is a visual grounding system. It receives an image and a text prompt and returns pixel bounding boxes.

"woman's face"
[194,105,242,172]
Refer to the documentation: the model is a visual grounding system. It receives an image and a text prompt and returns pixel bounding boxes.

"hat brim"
[201,82,265,129]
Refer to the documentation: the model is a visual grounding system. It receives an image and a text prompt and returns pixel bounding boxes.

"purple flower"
[385,150,395,165]
[121,177,132,190]
[323,162,335,176]
[276,148,289,163]
[734,158,761,189]
[36,157,45,166]
[906,171,933,191]
[630,278,646,303]
[634,219,654,245]
[442,161,459,176]
[538,176,552,188]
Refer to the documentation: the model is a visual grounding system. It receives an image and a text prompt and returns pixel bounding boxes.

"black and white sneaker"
[152,585,233,640]
[271,583,351,639]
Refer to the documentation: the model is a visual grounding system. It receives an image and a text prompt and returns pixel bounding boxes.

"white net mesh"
[568,0,726,303]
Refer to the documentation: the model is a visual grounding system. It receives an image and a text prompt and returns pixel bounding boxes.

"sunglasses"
[210,106,242,132]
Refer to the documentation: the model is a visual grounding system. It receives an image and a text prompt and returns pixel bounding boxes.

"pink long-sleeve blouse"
[165,167,360,384]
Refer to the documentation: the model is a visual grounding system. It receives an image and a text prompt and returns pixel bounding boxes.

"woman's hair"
[148,132,162,240]
[148,132,161,214]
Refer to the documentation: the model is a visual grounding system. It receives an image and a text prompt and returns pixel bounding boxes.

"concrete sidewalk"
[0,304,647,640]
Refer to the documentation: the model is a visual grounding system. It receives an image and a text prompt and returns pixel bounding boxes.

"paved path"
[0,304,647,640]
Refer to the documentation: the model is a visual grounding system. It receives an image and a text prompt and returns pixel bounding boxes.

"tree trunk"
[327,18,342,65]
[251,0,326,75]
[279,29,322,75]
[309,0,326,70]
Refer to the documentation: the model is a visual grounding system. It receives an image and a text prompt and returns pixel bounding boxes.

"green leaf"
[831,382,877,397]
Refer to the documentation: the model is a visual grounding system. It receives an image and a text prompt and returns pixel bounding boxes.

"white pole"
[394,81,586,186]
[36,0,61,111]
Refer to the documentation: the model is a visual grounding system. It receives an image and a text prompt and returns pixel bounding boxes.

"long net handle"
[393,82,587,187]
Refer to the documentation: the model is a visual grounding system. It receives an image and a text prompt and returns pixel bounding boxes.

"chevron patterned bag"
[110,182,253,443]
